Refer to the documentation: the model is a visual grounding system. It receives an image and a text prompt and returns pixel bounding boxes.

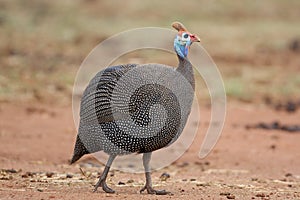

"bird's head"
[172,22,200,58]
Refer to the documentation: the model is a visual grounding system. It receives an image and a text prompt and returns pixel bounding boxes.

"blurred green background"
[1,0,299,104]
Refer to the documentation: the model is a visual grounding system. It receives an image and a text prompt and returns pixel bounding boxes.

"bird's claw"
[93,179,115,193]
[140,185,170,195]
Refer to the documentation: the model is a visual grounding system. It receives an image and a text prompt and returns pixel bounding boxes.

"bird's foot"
[140,185,170,195]
[93,179,115,194]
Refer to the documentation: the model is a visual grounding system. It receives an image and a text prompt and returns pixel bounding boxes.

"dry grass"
[1,0,300,103]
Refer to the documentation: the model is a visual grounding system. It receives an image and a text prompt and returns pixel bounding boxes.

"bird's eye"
[183,33,189,39]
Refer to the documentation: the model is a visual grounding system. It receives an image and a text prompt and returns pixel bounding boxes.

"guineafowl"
[70,22,200,195]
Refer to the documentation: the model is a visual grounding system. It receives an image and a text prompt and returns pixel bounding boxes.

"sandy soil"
[1,1,300,199]
[0,101,300,200]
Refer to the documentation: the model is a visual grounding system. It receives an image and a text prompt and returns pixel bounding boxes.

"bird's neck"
[176,55,195,90]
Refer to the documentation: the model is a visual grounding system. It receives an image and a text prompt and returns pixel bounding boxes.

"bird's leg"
[93,155,116,193]
[140,152,169,195]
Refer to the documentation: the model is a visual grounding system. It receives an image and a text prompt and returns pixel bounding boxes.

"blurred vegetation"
[0,0,299,104]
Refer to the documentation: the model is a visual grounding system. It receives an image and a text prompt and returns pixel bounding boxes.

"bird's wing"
[79,64,138,124]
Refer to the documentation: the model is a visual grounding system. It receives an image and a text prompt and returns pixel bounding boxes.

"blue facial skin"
[174,35,191,58]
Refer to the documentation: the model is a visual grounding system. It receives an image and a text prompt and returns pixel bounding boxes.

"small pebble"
[118,181,125,185]
[46,172,54,178]
[289,38,300,52]
[85,171,92,178]
[24,172,35,177]
[196,182,210,187]
[37,188,43,192]
[160,173,170,181]
[21,174,28,178]
[204,161,210,166]
[3,169,18,173]
[286,101,297,112]
[0,175,13,180]
[256,193,265,197]
[285,173,293,177]
[220,192,231,196]
[194,161,203,165]
[127,179,134,183]
[66,174,73,178]
[227,195,235,199]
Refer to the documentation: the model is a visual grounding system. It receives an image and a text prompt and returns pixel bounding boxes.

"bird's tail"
[70,135,89,164]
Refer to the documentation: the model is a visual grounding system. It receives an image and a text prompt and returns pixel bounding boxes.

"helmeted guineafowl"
[70,22,200,195]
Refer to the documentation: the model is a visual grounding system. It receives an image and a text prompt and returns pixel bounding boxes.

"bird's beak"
[189,33,200,43]
[193,35,201,43]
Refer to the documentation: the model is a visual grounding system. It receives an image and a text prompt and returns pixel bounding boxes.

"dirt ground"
[1,1,300,199]
[0,101,300,200]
